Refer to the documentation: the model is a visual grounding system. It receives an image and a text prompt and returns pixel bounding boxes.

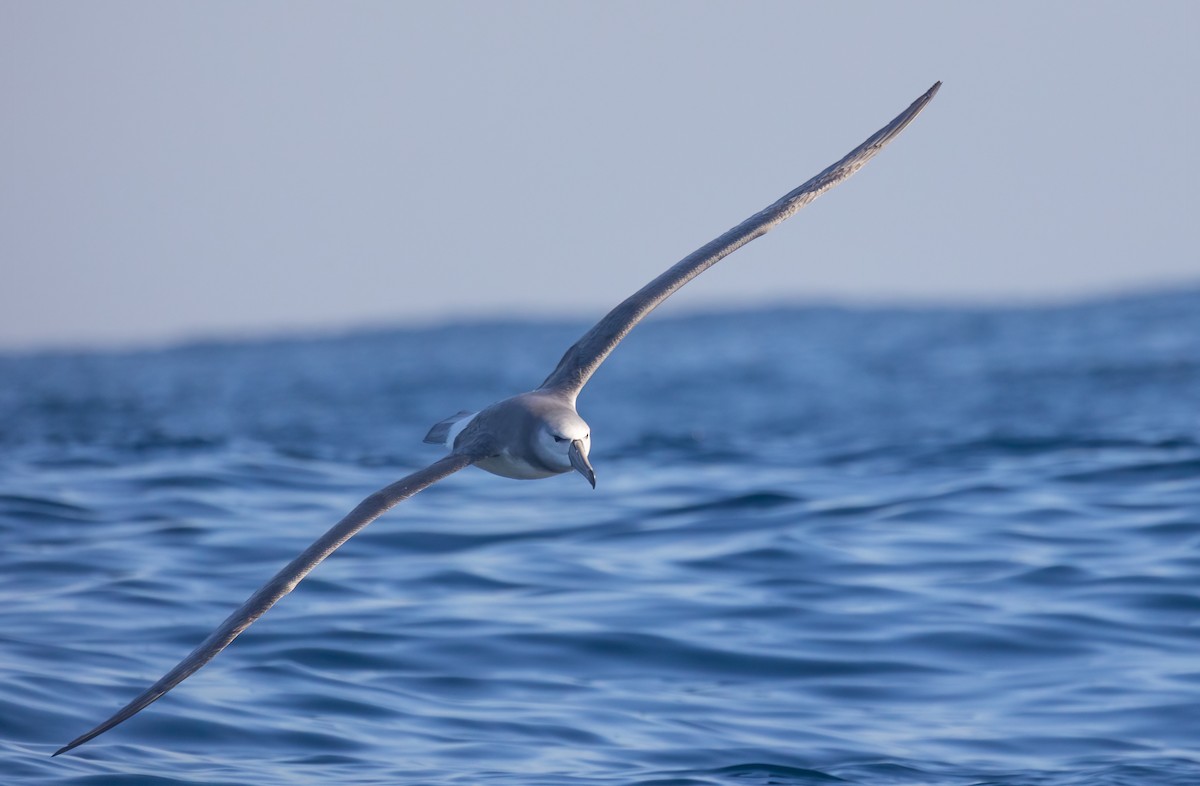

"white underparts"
[475,451,562,480]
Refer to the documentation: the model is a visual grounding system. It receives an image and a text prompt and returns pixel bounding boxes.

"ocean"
[3,291,1199,785]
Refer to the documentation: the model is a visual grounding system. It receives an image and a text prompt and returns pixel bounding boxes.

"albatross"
[55,81,940,756]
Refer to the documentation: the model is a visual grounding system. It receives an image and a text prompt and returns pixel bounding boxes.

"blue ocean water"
[2,292,1200,785]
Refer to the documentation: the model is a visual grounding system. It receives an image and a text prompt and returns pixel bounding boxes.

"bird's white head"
[534,411,594,488]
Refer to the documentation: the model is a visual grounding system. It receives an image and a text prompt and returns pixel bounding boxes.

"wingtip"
[918,80,942,106]
[53,730,98,757]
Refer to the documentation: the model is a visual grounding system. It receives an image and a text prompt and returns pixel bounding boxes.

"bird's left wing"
[538,81,940,399]
[54,451,479,756]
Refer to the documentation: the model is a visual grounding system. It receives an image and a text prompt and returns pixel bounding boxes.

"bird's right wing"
[539,81,941,399]
[54,450,481,756]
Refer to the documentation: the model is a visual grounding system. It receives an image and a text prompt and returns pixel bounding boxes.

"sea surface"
[3,292,1200,785]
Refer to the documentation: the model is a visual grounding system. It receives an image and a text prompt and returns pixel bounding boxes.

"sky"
[2,1,1198,350]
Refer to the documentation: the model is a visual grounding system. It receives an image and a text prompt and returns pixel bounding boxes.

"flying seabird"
[55,81,940,756]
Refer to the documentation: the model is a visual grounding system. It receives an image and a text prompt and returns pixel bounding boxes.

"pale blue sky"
[3,1,1197,350]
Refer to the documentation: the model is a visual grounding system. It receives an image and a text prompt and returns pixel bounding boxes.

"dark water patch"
[824,761,981,785]
[124,472,237,492]
[706,763,846,783]
[1138,518,1200,538]
[27,453,124,470]
[1058,458,1200,484]
[1089,590,1200,614]
[419,568,531,592]
[682,546,821,574]
[477,631,946,680]
[651,491,805,518]
[57,777,247,786]
[367,528,544,555]
[258,645,407,672]
[805,498,895,518]
[0,493,99,524]
[897,626,1096,660]
[1005,563,1094,586]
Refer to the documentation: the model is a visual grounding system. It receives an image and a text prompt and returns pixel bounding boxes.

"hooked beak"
[569,439,596,489]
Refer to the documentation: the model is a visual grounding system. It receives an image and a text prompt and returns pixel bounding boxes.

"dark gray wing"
[54,451,479,756]
[539,81,940,398]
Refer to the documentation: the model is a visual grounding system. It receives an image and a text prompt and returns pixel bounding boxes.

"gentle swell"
[4,292,1200,784]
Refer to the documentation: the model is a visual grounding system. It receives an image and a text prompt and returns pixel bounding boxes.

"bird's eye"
[553,436,567,443]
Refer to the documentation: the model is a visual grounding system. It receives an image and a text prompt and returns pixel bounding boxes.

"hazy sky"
[3,2,1197,350]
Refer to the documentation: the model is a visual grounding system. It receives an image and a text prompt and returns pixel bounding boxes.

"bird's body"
[447,390,593,482]
[54,81,940,756]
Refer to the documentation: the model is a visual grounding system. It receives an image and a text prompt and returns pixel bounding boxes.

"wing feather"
[54,451,478,756]
[539,81,941,398]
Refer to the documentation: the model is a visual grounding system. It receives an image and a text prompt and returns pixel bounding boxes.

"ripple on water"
[4,296,1200,784]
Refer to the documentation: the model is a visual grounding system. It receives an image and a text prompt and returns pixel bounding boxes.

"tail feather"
[423,411,475,446]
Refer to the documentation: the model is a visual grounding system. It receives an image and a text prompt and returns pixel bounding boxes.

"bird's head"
[535,412,594,488]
